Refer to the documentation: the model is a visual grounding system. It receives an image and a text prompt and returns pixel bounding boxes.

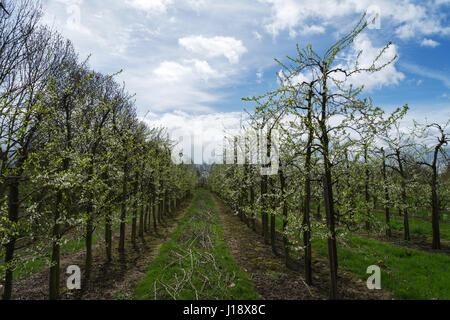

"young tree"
[414,121,449,249]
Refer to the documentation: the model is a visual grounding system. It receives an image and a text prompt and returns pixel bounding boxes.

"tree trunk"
[139,203,145,239]
[152,202,158,233]
[2,178,20,300]
[250,176,256,231]
[364,146,371,232]
[49,191,62,300]
[119,154,128,255]
[261,175,269,244]
[323,174,338,300]
[396,151,410,241]
[105,209,112,262]
[131,171,139,246]
[303,92,313,285]
[431,151,441,249]
[381,148,391,237]
[320,79,338,300]
[84,216,93,289]
[144,203,148,233]
[279,167,292,268]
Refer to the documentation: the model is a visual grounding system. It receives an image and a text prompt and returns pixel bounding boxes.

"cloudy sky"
[41,0,450,162]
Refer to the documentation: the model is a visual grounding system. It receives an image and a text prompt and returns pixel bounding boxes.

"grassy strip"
[312,235,450,299]
[374,212,450,241]
[264,211,449,299]
[135,189,259,300]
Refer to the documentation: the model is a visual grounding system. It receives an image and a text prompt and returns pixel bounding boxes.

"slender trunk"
[279,167,291,267]
[261,175,269,243]
[119,154,128,254]
[403,207,410,241]
[270,186,277,256]
[364,146,371,232]
[381,148,391,237]
[84,215,93,288]
[320,77,338,300]
[431,150,441,249]
[152,202,158,233]
[303,90,313,285]
[131,172,139,247]
[85,161,95,287]
[164,192,169,218]
[250,182,256,231]
[49,191,62,300]
[323,173,338,299]
[396,151,410,241]
[140,203,145,239]
[3,178,20,300]
[105,209,112,262]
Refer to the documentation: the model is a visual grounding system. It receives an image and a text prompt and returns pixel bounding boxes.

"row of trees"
[1,1,197,300]
[208,15,449,299]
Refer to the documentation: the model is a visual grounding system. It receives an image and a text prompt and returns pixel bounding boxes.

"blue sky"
[41,0,450,156]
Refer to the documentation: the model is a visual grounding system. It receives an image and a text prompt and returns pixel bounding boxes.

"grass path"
[135,189,259,300]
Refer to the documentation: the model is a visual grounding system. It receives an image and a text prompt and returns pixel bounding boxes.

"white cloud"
[342,34,405,91]
[300,25,326,35]
[190,60,218,80]
[124,0,173,14]
[420,38,440,47]
[261,0,450,40]
[41,0,450,120]
[153,59,220,83]
[153,61,192,82]
[179,35,248,64]
[401,62,450,88]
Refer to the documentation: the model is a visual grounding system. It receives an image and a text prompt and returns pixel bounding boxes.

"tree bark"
[303,89,313,285]
[396,150,410,241]
[49,191,62,300]
[105,209,112,262]
[119,153,128,255]
[431,146,441,249]
[381,148,391,238]
[2,178,20,300]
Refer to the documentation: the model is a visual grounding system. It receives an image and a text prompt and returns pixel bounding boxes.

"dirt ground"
[211,194,393,300]
[11,198,192,300]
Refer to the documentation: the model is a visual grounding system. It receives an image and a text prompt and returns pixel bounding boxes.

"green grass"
[312,235,450,299]
[375,211,450,241]
[135,189,260,300]
[263,208,450,299]
[269,205,450,242]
